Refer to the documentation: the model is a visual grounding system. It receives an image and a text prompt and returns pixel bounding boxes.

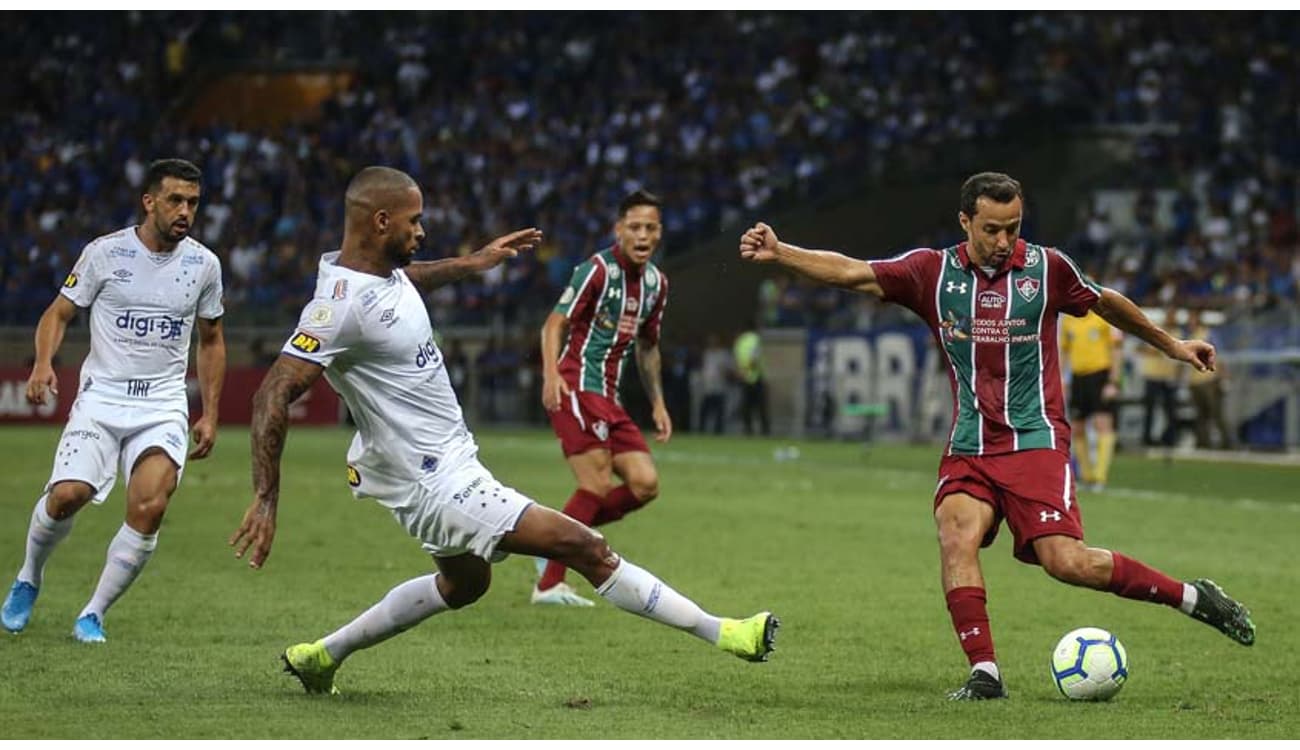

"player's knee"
[629,476,659,503]
[46,483,94,520]
[935,516,982,559]
[440,576,489,609]
[1040,546,1088,585]
[128,492,171,531]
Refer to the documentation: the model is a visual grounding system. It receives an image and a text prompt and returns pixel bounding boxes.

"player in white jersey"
[2,159,227,643]
[228,166,777,694]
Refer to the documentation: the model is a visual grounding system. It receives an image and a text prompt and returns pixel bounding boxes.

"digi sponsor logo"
[346,465,361,487]
[414,337,441,368]
[290,331,322,354]
[63,272,79,288]
[115,310,185,340]
[978,290,1006,309]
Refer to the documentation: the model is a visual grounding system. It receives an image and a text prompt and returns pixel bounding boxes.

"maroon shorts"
[549,389,649,457]
[934,449,1084,565]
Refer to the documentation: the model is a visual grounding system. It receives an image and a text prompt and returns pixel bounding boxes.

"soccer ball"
[1050,627,1128,701]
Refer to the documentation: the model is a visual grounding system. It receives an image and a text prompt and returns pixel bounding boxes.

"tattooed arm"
[229,354,324,569]
[404,228,543,294]
[636,340,673,443]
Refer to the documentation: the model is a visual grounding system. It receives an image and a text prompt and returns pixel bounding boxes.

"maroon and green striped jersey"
[869,239,1103,456]
[554,245,668,401]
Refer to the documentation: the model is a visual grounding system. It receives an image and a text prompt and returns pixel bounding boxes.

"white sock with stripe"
[18,495,74,587]
[322,574,449,663]
[596,558,722,643]
[81,523,157,620]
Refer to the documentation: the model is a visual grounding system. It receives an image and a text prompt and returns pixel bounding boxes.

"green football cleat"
[281,640,340,695]
[717,611,779,662]
[1189,578,1256,646]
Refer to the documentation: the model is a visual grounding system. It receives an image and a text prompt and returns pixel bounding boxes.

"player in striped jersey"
[535,190,671,606]
[739,172,1255,700]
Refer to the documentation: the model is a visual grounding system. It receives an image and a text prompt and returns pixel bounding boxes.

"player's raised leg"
[507,503,778,662]
[935,492,1008,700]
[74,450,177,643]
[282,558,478,695]
[2,482,93,633]
[1033,535,1255,645]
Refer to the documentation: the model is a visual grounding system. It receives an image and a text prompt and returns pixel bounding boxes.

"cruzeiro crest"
[1016,276,1041,302]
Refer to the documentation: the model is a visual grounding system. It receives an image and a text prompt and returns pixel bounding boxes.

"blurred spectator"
[1185,309,1235,450]
[733,328,770,436]
[697,334,733,434]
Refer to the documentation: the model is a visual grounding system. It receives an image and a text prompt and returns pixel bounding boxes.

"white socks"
[596,559,722,644]
[1179,583,1199,615]
[973,661,1000,681]
[80,523,157,620]
[18,495,75,587]
[322,574,449,663]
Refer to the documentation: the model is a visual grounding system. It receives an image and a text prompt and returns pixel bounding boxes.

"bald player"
[229,166,778,695]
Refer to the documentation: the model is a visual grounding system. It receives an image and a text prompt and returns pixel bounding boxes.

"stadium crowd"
[1,12,1295,330]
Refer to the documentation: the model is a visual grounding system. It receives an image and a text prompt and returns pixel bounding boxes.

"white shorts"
[379,457,534,563]
[47,398,189,504]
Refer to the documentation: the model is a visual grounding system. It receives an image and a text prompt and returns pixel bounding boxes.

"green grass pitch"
[0,425,1295,738]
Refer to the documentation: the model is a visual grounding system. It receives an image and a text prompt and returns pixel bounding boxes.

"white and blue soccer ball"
[1050,627,1128,701]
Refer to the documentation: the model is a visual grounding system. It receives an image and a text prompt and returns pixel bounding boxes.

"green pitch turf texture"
[0,426,1294,739]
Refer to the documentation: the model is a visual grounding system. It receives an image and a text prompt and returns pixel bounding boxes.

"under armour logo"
[959,627,981,641]
[1040,510,1062,522]
[946,281,968,294]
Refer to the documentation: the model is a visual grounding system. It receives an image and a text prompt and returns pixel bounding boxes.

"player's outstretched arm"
[190,317,226,460]
[540,312,571,412]
[26,295,79,406]
[738,222,884,297]
[636,340,672,443]
[1093,288,1215,373]
[405,228,543,293]
[231,354,325,569]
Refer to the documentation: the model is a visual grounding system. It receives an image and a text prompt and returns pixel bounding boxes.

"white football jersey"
[283,252,477,500]
[62,226,224,412]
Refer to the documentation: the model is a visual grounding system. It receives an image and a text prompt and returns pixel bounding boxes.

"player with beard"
[2,158,226,642]
[738,172,1254,700]
[230,167,776,695]
[533,190,673,606]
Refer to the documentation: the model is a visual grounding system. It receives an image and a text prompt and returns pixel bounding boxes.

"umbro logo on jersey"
[1016,277,1041,302]
[111,269,133,282]
[946,281,968,294]
[63,272,78,288]
[290,331,322,354]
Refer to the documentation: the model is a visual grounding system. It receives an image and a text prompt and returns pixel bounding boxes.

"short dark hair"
[146,159,203,193]
[960,172,1022,217]
[618,188,662,219]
